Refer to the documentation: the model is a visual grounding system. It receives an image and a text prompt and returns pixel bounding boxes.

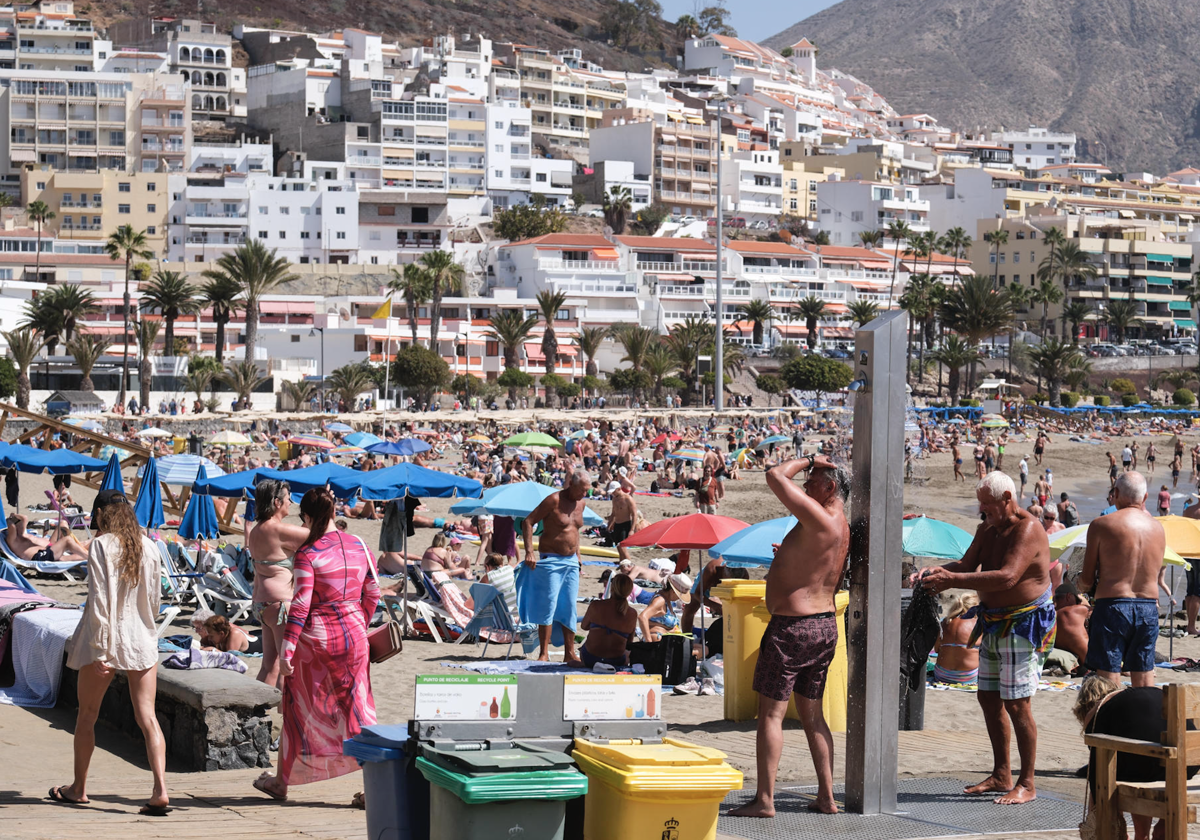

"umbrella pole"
[1171,566,1176,661]
[400,497,412,636]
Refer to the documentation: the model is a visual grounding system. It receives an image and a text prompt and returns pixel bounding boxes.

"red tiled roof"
[725,241,813,257]
[614,236,715,250]
[506,233,613,248]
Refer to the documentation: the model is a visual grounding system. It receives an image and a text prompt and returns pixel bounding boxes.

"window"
[258,231,267,239]
[278,231,286,239]
[377,205,395,216]
[258,207,267,214]
[300,231,310,239]
[280,206,289,215]
[147,182,156,191]
[412,207,429,224]
[118,204,130,214]
[495,121,504,129]
[370,256,379,264]
[146,225,156,235]
[118,182,130,193]
[1013,252,1020,263]
[336,231,346,240]
[536,173,547,182]
[556,308,570,321]
[291,334,300,343]
[336,206,345,215]
[146,204,155,213]
[850,211,863,222]
[300,207,310,215]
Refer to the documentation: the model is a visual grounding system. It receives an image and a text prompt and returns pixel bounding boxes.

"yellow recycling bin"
[172,436,187,454]
[572,737,742,840]
[277,440,290,461]
[711,580,848,731]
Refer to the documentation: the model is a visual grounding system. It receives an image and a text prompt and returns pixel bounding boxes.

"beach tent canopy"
[254,463,363,495]
[192,467,266,497]
[1,444,106,474]
[327,463,482,501]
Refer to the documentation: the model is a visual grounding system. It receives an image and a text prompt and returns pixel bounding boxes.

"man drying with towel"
[519,469,590,664]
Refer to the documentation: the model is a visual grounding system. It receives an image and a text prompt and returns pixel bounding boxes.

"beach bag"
[358,535,404,664]
[629,636,695,685]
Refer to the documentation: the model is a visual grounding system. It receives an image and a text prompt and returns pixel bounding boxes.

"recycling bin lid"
[355,724,412,749]
[709,580,766,601]
[573,737,729,770]
[421,742,576,776]
[416,753,588,805]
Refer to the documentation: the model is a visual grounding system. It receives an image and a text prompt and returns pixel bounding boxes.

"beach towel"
[163,647,248,673]
[484,564,519,619]
[428,571,475,628]
[515,553,579,648]
[969,586,1057,655]
[0,607,81,707]
[901,585,942,692]
[0,558,36,594]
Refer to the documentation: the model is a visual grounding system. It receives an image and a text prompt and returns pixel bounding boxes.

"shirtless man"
[1051,583,1090,668]
[1106,452,1119,488]
[730,455,850,818]
[5,514,89,565]
[1078,471,1166,688]
[1033,430,1049,466]
[915,472,1055,805]
[702,444,726,502]
[951,440,964,482]
[607,471,638,562]
[1033,474,1050,509]
[521,470,589,664]
[245,479,307,687]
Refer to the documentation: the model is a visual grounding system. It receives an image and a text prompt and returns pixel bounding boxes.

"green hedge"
[1121,393,1139,407]
[1174,388,1196,406]
[1094,395,1111,406]
[1060,392,1080,407]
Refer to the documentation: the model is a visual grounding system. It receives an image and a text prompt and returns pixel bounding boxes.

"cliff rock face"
[767,0,1200,173]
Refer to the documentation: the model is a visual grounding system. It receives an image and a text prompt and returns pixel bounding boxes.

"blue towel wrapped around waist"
[515,552,579,647]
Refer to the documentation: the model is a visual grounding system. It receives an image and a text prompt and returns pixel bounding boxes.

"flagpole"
[382,298,393,410]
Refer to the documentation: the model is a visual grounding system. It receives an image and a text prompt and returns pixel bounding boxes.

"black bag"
[629,636,696,685]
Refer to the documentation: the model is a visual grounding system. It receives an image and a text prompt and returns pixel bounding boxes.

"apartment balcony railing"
[553,101,584,111]
[508,127,531,137]
[413,159,446,168]
[350,157,383,167]
[538,259,622,272]
[509,177,532,185]
[415,137,446,146]
[553,279,637,294]
[187,211,247,220]
[18,23,94,32]
[448,139,485,147]
[638,260,721,273]
[186,235,245,244]
[509,153,531,160]
[60,200,101,208]
[22,46,92,55]
[60,223,102,231]
[551,123,585,134]
[658,284,751,297]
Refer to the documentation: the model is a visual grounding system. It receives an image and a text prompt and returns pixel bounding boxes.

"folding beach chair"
[156,539,203,607]
[43,491,90,537]
[456,582,518,659]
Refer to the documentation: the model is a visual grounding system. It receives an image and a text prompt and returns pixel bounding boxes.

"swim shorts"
[610,520,632,544]
[1189,561,1200,599]
[752,612,838,701]
[977,630,1047,700]
[1086,597,1158,674]
[31,547,55,565]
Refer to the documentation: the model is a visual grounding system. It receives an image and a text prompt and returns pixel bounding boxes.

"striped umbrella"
[466,434,493,444]
[345,431,383,448]
[668,448,706,461]
[754,435,791,450]
[137,454,225,485]
[64,417,104,432]
[136,427,174,439]
[331,444,366,456]
[324,422,356,433]
[288,433,335,450]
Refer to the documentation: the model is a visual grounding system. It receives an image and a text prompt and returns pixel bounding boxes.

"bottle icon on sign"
[490,697,499,718]
[647,689,656,717]
[479,701,489,719]
[636,693,645,718]
[500,687,512,719]
[625,704,633,718]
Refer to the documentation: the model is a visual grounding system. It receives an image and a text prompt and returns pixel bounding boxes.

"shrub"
[1110,378,1136,395]
[580,374,602,393]
[958,398,981,407]
[779,354,853,396]
[450,373,483,397]
[1094,395,1111,406]
[1032,393,1048,404]
[1121,393,1139,407]
[497,367,534,390]
[661,375,686,390]
[392,345,451,403]
[1174,388,1196,406]
[556,382,581,400]
[1060,391,1080,407]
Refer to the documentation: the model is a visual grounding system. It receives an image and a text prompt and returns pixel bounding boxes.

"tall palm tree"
[3,327,44,409]
[1046,241,1099,334]
[103,225,153,408]
[735,299,776,345]
[484,309,538,369]
[1030,278,1064,340]
[21,294,66,356]
[327,364,375,408]
[199,275,242,363]
[135,318,161,411]
[65,332,110,394]
[42,285,99,346]
[1064,353,1094,393]
[602,186,633,234]
[420,250,464,352]
[1103,299,1141,344]
[140,269,199,356]
[941,227,972,282]
[644,342,674,404]
[388,262,431,347]
[1027,339,1083,406]
[843,299,879,327]
[26,200,55,283]
[665,317,708,404]
[575,326,608,377]
[613,324,656,373]
[939,275,1015,391]
[280,379,317,412]
[886,219,913,302]
[535,290,568,377]
[929,336,980,404]
[899,274,935,382]
[857,229,885,249]
[1039,225,1067,294]
[202,239,296,364]
[217,360,268,407]
[675,13,700,38]
[1061,300,1094,345]
[185,368,214,408]
[793,296,828,351]
[983,228,1008,289]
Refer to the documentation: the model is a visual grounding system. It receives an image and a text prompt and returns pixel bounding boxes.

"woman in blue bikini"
[638,573,692,642]
[578,574,638,668]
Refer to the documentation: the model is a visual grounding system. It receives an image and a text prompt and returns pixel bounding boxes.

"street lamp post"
[310,326,325,409]
[714,96,725,411]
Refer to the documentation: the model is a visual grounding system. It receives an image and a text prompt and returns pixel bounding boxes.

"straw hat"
[667,573,693,603]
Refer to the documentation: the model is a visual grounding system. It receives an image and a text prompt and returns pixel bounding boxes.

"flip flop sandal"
[48,786,89,806]
[253,776,288,801]
[138,804,172,817]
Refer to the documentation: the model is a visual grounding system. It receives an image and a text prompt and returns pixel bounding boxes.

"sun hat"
[667,573,693,602]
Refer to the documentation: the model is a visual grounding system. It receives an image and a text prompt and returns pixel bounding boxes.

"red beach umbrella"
[649,432,682,446]
[621,512,749,550]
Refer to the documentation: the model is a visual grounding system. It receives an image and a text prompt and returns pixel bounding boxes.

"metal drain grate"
[718,777,1082,840]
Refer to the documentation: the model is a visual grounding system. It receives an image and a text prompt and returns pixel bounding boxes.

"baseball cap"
[91,488,130,521]
[449,535,463,545]
[606,480,621,494]
[617,466,628,477]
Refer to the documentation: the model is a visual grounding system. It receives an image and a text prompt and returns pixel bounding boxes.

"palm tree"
[199,275,242,363]
[1047,241,1100,334]
[793,296,828,351]
[886,219,913,302]
[1103,299,1141,344]
[202,239,297,364]
[941,227,972,282]
[602,186,633,234]
[675,13,700,38]
[1027,339,1084,406]
[899,274,935,382]
[135,318,161,411]
[420,250,465,352]
[21,294,66,356]
[575,326,607,377]
[65,333,110,394]
[185,368,214,408]
[644,342,674,404]
[3,327,44,409]
[983,228,1009,289]
[281,379,317,411]
[43,285,100,346]
[217,360,268,407]
[535,290,569,377]
[1030,278,1064,340]
[843,299,879,327]
[1039,226,1067,295]
[929,336,980,404]
[327,364,375,409]
[940,275,1015,391]
[104,225,153,408]
[665,317,708,403]
[388,262,431,347]
[736,299,775,345]
[26,200,55,283]
[613,324,656,372]
[140,269,199,356]
[858,229,885,249]
[484,309,538,369]
[1064,354,1094,393]
[1061,300,1094,345]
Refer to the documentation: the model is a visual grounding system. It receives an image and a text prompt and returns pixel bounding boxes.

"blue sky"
[658,0,841,42]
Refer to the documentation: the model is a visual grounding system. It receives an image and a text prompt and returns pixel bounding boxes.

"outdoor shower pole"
[845,310,907,815]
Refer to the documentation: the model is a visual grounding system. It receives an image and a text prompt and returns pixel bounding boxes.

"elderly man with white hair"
[913,471,1055,806]
[1078,470,1168,689]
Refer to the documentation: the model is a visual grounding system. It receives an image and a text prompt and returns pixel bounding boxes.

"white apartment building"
[573,160,651,210]
[992,127,1076,172]
[485,102,573,207]
[816,178,929,245]
[2,1,111,73]
[720,148,782,222]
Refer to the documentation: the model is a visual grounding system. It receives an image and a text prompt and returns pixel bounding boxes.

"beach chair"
[1086,682,1200,840]
[456,582,518,658]
[423,570,474,630]
[43,491,90,537]
[0,531,87,581]
[155,540,203,607]
[167,541,252,621]
[156,605,181,638]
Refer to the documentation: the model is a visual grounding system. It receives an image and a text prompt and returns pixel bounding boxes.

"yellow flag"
[371,297,392,319]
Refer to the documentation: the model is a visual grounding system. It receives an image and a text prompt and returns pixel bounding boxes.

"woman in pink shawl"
[253,488,380,801]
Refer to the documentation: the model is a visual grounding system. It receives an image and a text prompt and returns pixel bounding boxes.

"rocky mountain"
[766,0,1200,174]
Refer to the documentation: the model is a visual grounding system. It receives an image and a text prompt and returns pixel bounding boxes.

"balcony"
[21,46,92,55]
[349,156,383,167]
[185,212,247,224]
[186,235,245,245]
[415,137,446,147]
[448,139,485,147]
[509,177,532,186]
[59,223,102,232]
[551,123,585,134]
[508,127,531,137]
[637,260,721,274]
[552,279,637,295]
[553,101,584,111]
[59,200,101,208]
[658,284,751,298]
[538,259,622,272]
[413,159,446,168]
[824,269,891,283]
[18,22,94,32]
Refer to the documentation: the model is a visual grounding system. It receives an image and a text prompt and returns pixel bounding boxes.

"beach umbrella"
[946,418,967,425]
[708,515,797,567]
[901,516,975,560]
[193,467,266,497]
[754,435,790,450]
[621,512,749,551]
[253,463,361,496]
[328,462,484,502]
[981,419,1009,429]
[100,452,124,493]
[331,444,366,456]
[133,456,165,529]
[1052,522,1191,570]
[366,439,432,457]
[449,481,605,526]
[412,429,440,437]
[324,422,355,433]
[63,417,104,432]
[649,432,681,446]
[1155,516,1200,557]
[138,454,225,485]
[345,431,383,448]
[288,433,335,450]
[502,431,563,449]
[466,434,493,444]
[668,448,706,461]
[99,444,131,462]
[566,429,591,440]
[0,446,106,474]
[178,464,221,540]
[136,427,175,439]
[209,430,253,446]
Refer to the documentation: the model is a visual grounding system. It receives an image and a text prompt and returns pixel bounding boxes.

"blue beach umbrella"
[345,431,383,448]
[133,456,166,529]
[366,439,432,457]
[329,462,483,502]
[708,516,798,567]
[178,464,221,540]
[754,435,791,450]
[324,422,355,433]
[901,516,975,560]
[449,481,605,527]
[100,452,124,493]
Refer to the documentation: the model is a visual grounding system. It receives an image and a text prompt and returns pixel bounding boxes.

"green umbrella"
[902,516,975,560]
[502,431,564,449]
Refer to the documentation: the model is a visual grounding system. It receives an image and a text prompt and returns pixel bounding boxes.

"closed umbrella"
[100,452,124,493]
[133,456,165,529]
[901,516,976,560]
[178,464,221,540]
[502,431,563,449]
[708,515,797,567]
[366,439,431,457]
[345,431,384,448]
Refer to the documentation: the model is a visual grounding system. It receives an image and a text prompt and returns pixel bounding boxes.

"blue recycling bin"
[344,724,430,840]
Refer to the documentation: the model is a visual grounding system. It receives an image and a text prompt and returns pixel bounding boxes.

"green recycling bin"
[417,742,589,840]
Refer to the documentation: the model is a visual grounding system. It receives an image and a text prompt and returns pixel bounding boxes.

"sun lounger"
[0,532,86,581]
[456,582,518,659]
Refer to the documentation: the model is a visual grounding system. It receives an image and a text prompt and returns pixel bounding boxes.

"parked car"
[750,220,769,230]
[680,215,697,223]
[726,216,747,228]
